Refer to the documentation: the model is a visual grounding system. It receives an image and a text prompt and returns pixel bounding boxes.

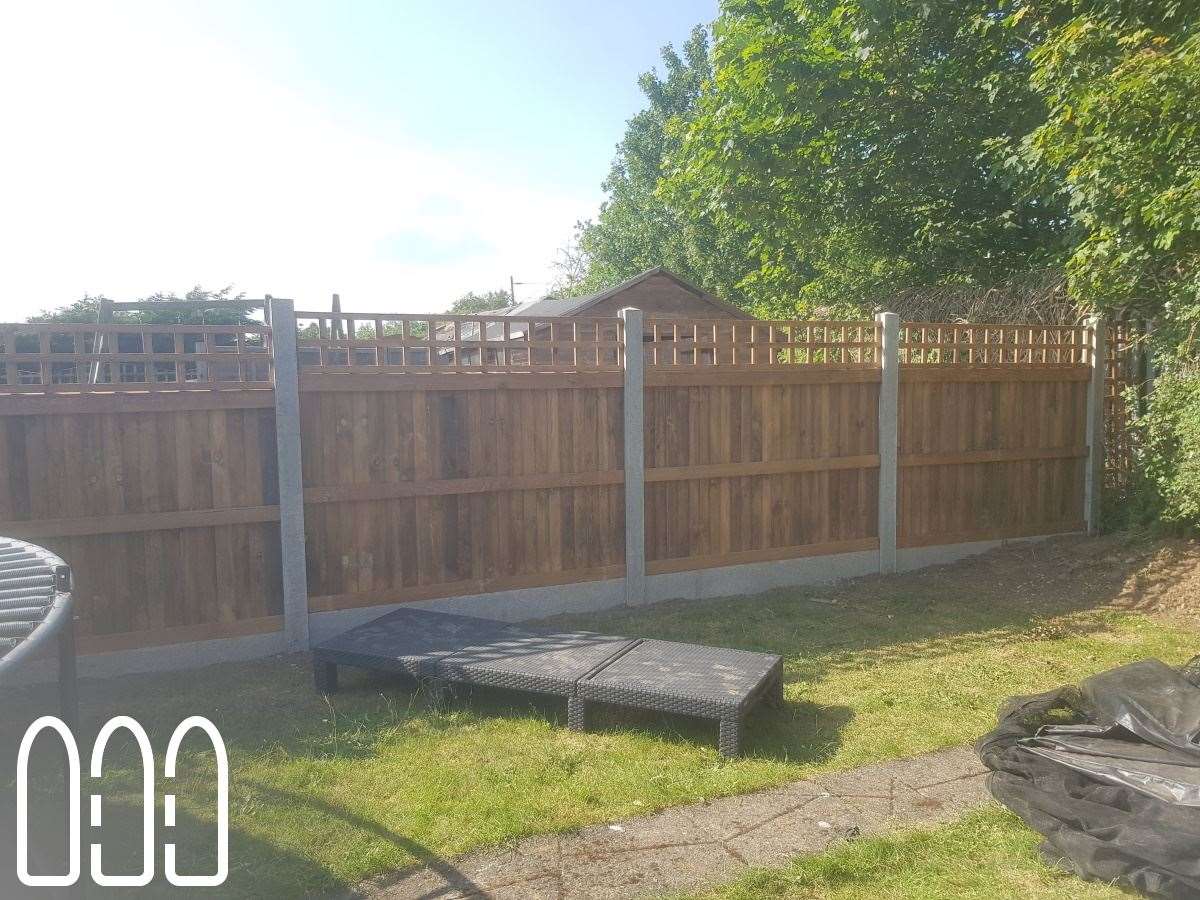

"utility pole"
[509,276,517,306]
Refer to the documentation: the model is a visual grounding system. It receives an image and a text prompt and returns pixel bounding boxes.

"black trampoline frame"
[0,537,78,729]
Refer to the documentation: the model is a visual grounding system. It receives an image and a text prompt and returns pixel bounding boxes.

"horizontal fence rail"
[644,319,879,367]
[0,323,274,393]
[293,311,624,374]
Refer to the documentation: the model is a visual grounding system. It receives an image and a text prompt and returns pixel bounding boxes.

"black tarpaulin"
[976,656,1200,899]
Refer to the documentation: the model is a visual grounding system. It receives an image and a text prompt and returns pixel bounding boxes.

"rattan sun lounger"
[573,639,784,757]
[313,607,783,757]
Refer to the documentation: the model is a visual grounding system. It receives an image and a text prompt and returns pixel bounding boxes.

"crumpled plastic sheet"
[977,656,1200,899]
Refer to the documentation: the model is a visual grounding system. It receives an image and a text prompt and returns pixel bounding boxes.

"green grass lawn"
[682,805,1130,900]
[3,542,1194,897]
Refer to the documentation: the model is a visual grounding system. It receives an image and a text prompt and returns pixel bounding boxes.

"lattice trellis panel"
[294,312,623,373]
[643,320,879,367]
[898,323,1092,366]
[0,324,274,393]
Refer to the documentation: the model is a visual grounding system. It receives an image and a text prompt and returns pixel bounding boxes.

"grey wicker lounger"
[313,607,783,757]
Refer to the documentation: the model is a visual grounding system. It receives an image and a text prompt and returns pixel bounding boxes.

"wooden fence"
[0,308,1106,660]
[896,324,1091,546]
[640,321,882,572]
[0,323,281,654]
[292,311,626,613]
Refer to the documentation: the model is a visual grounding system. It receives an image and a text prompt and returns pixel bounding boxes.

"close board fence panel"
[642,319,882,573]
[297,311,627,613]
[896,323,1091,548]
[0,322,283,653]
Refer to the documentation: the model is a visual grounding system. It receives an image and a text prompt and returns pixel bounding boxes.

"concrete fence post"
[268,298,311,650]
[876,311,900,573]
[619,307,646,606]
[1085,316,1107,535]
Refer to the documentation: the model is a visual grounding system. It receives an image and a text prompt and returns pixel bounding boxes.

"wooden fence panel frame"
[0,310,1103,662]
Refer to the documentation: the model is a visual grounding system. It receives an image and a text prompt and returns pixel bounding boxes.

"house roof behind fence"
[503,267,752,319]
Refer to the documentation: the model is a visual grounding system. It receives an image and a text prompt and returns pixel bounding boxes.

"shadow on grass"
[0,536,1166,772]
[0,745,478,900]
[0,789,344,899]
[244,780,483,900]
[322,670,855,766]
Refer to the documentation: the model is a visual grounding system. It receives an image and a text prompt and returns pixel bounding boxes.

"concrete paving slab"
[355,744,991,899]
[560,841,743,900]
[723,795,863,866]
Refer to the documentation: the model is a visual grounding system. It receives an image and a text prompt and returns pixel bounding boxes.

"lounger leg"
[314,659,338,694]
[718,715,743,758]
[567,697,589,731]
[768,674,786,709]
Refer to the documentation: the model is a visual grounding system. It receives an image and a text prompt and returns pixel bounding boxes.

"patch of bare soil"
[828,533,1200,628]
[1109,537,1200,624]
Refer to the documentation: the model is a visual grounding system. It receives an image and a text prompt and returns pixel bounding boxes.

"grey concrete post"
[619,308,646,606]
[876,312,900,573]
[269,298,311,650]
[1084,316,1107,535]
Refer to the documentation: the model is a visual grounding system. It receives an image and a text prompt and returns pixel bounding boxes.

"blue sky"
[0,1,717,318]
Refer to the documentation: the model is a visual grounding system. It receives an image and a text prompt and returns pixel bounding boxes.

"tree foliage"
[445,289,515,315]
[549,228,592,298]
[1131,366,1200,529]
[28,286,255,324]
[1016,2,1200,529]
[664,0,1075,316]
[574,26,756,305]
[1015,1,1200,351]
[573,1,1198,329]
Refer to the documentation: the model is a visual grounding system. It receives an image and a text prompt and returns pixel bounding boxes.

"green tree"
[446,289,515,315]
[663,0,1072,316]
[1015,2,1200,348]
[549,228,591,298]
[574,25,755,304]
[28,285,255,324]
[1013,2,1200,530]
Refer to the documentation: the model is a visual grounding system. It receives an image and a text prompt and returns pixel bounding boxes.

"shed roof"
[503,267,751,319]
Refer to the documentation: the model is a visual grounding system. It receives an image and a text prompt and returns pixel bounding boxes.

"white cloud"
[0,2,599,320]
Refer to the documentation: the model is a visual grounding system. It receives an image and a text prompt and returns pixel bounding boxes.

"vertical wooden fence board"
[0,395,282,644]
[896,375,1088,547]
[644,376,881,572]
[300,380,626,611]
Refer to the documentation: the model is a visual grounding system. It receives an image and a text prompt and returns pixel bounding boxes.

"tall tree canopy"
[572,1,1199,328]
[664,0,1073,316]
[1015,1,1200,351]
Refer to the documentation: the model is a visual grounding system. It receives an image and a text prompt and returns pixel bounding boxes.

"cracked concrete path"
[346,745,990,900]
